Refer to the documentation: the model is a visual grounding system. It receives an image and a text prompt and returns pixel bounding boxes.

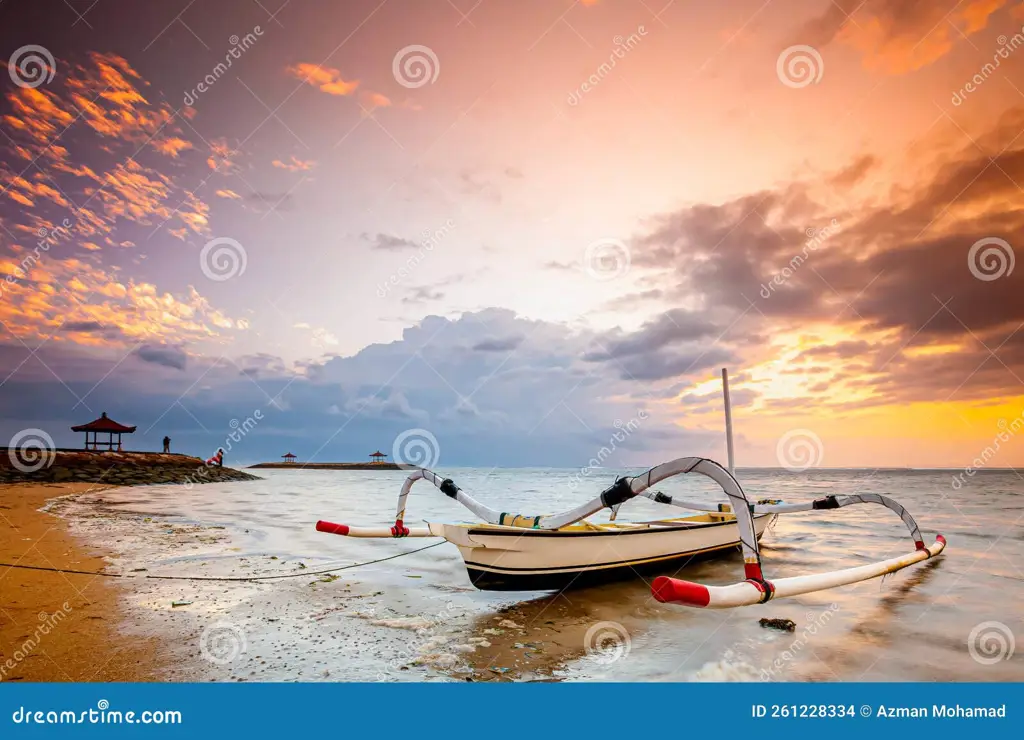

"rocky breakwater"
[0,449,261,486]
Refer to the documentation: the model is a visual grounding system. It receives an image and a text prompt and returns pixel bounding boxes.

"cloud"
[272,156,316,172]
[360,91,392,109]
[628,107,1024,406]
[362,233,421,250]
[287,63,359,96]
[795,0,1011,73]
[1,53,212,252]
[135,343,188,370]
[472,336,524,352]
[828,155,878,188]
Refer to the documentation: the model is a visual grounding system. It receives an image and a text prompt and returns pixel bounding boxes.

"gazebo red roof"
[282,452,297,458]
[370,450,386,457]
[71,412,136,433]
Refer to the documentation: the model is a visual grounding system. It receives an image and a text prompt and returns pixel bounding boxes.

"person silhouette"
[163,436,171,453]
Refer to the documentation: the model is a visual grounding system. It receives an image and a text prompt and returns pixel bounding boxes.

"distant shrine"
[71,412,137,451]
[281,452,297,463]
[369,450,388,464]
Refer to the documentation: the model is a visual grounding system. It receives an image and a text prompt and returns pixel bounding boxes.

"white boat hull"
[433,513,775,591]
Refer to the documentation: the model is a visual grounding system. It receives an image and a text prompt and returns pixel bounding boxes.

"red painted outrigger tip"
[651,575,711,607]
[315,520,350,536]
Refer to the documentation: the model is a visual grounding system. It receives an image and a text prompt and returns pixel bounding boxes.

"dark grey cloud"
[62,320,110,332]
[624,109,1024,406]
[134,343,187,370]
[583,309,719,362]
[362,233,421,251]
[472,336,523,352]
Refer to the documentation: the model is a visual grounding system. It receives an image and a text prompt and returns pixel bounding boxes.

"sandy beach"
[0,482,166,682]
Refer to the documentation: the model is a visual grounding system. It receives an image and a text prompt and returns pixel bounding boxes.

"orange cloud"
[804,0,1012,74]
[0,258,246,349]
[207,138,240,172]
[151,137,193,157]
[361,91,392,109]
[287,63,359,96]
[2,52,210,252]
[215,189,242,199]
[272,156,316,172]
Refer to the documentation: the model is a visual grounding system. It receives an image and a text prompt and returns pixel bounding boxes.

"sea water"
[58,467,1024,682]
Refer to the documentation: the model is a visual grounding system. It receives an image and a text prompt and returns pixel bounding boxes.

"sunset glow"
[1,0,1023,468]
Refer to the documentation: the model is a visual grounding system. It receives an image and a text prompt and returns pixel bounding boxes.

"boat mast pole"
[722,368,735,475]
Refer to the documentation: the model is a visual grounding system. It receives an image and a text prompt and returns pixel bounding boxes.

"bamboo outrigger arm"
[315,457,758,543]
[640,491,925,546]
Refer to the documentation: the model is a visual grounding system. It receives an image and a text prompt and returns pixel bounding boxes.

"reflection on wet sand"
[792,558,944,681]
[458,579,658,681]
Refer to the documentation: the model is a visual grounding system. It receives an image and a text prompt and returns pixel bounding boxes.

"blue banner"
[0,683,1020,737]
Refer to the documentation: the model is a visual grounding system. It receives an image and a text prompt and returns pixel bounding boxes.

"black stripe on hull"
[466,541,743,592]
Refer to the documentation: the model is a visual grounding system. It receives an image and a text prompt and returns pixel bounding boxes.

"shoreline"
[0,482,169,682]
[247,462,403,470]
[31,479,631,682]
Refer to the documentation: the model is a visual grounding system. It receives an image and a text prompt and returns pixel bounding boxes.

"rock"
[758,617,796,632]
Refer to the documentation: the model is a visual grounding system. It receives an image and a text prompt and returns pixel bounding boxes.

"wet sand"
[0,482,168,682]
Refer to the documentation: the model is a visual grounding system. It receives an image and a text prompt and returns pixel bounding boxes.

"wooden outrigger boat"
[316,370,946,605]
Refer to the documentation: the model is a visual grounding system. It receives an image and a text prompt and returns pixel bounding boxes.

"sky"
[1,0,1023,470]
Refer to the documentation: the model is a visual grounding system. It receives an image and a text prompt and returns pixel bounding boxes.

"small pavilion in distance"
[281,452,297,463]
[71,412,137,451]
[369,450,388,464]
